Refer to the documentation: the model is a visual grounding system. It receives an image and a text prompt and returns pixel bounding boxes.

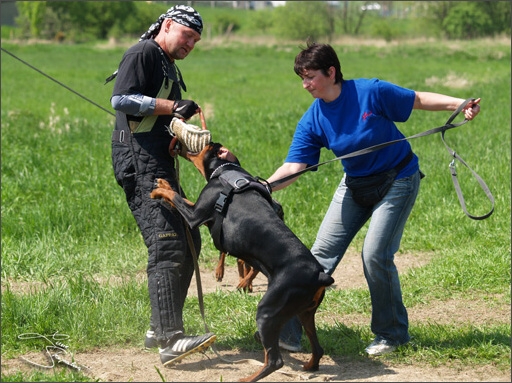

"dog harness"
[214,168,273,214]
[209,166,273,251]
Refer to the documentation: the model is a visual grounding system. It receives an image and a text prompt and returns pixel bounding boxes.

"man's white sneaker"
[159,333,216,366]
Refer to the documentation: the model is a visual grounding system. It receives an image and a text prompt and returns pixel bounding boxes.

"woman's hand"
[463,98,481,120]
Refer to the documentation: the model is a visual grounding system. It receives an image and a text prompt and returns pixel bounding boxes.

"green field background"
[1,36,510,381]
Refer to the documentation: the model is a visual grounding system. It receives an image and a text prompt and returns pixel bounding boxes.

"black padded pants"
[112,130,201,346]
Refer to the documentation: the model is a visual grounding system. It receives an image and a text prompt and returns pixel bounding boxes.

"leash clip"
[449,149,457,176]
[256,176,272,194]
[449,159,457,176]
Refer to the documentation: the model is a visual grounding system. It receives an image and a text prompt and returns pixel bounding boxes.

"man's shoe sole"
[162,335,217,367]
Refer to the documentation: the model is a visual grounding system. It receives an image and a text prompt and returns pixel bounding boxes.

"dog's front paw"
[150,187,177,208]
[150,188,163,199]
[154,178,172,190]
[236,278,253,293]
[214,265,224,282]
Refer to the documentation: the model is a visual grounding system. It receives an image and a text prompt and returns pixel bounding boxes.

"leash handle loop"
[445,97,475,127]
[441,129,495,220]
[438,98,494,220]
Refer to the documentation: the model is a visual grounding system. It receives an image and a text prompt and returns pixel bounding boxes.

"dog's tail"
[319,271,335,287]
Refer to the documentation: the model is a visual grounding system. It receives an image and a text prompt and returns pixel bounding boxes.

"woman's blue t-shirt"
[285,78,418,178]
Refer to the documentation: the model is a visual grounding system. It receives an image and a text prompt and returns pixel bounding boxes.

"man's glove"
[173,100,199,120]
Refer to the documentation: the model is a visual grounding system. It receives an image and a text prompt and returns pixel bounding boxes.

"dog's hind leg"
[239,293,285,382]
[236,260,258,293]
[240,325,283,382]
[215,251,226,282]
[298,286,327,371]
[237,259,246,289]
[237,266,259,293]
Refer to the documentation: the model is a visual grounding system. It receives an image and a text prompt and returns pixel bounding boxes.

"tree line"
[11,1,511,43]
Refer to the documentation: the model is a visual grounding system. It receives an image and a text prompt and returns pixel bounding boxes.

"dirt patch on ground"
[2,251,510,382]
[4,347,509,382]
[196,250,430,296]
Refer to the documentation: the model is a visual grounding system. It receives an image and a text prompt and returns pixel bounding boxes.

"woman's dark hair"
[294,39,343,84]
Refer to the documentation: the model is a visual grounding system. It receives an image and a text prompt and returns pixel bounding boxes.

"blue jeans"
[281,171,420,345]
[279,315,302,347]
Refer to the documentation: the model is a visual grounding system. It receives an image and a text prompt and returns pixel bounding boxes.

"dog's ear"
[204,142,223,162]
[215,145,241,166]
[202,143,225,179]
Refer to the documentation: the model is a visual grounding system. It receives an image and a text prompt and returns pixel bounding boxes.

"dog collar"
[209,163,241,181]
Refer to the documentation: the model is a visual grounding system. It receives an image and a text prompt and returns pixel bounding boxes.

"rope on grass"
[17,331,88,372]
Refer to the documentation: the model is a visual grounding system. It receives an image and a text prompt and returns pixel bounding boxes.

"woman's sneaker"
[365,336,398,356]
[159,333,216,366]
[278,339,302,352]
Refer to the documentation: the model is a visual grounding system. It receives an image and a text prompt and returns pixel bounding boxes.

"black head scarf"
[139,5,203,41]
[105,5,203,84]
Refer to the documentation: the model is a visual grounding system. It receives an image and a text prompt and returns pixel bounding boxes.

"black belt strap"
[394,150,413,173]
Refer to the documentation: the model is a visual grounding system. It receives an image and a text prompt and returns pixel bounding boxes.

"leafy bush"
[247,8,274,34]
[427,1,510,40]
[213,13,241,35]
[442,2,493,39]
[370,20,398,42]
[271,1,334,41]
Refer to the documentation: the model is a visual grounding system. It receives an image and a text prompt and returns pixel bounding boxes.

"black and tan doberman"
[150,142,334,382]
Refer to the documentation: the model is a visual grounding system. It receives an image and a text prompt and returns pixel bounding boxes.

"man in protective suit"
[108,5,216,366]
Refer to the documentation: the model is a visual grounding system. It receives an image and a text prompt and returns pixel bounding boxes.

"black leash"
[268,98,494,220]
[1,47,115,117]
[443,132,494,220]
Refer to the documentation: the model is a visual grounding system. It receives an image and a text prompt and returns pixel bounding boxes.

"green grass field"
[1,36,510,382]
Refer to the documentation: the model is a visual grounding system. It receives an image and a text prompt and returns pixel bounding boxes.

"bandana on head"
[139,5,203,41]
[105,5,202,84]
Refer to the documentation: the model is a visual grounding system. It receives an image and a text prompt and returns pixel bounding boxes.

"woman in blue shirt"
[267,41,480,356]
